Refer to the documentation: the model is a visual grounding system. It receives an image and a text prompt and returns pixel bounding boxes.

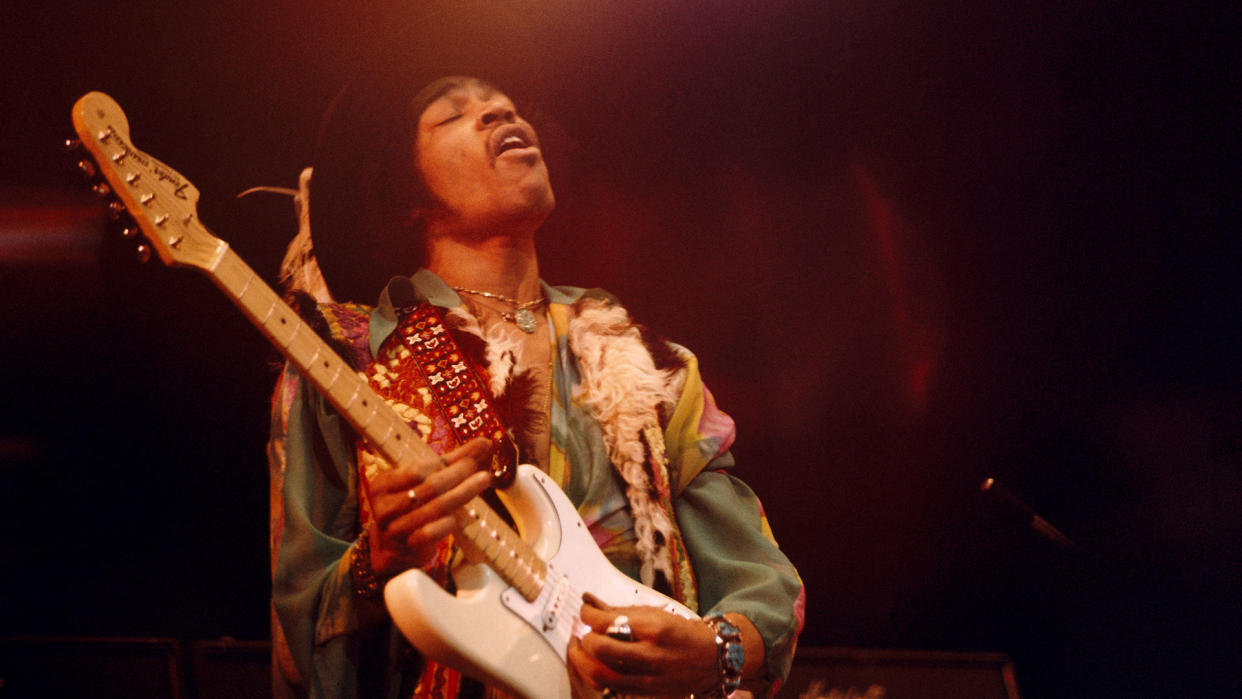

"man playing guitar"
[264,10,804,699]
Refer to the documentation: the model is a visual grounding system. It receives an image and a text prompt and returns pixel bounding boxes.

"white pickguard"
[384,464,696,699]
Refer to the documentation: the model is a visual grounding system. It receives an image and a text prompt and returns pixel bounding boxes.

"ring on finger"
[605,614,633,642]
[406,487,418,504]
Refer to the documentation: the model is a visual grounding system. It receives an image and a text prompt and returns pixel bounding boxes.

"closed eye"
[435,114,462,126]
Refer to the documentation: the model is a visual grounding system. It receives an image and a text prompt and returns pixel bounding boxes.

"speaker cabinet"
[190,639,271,699]
[782,647,1021,699]
[0,636,182,699]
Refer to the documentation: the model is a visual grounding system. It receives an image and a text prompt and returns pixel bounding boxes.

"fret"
[210,251,239,296]
[237,284,266,325]
[456,521,484,554]
[279,313,303,348]
[339,381,362,411]
[277,316,296,348]
[299,341,328,380]
[257,295,277,327]
[482,531,503,560]
[381,438,405,467]
[459,507,486,540]
[304,343,322,369]
[379,429,412,465]
[354,398,379,430]
[371,421,395,453]
[219,252,264,312]
[320,357,344,392]
[237,267,254,300]
[498,550,522,580]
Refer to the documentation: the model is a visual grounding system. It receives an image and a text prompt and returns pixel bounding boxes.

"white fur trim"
[446,296,685,588]
[444,306,523,399]
[568,299,681,587]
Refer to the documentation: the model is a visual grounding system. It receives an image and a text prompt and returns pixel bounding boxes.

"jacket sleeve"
[269,363,384,697]
[663,351,806,697]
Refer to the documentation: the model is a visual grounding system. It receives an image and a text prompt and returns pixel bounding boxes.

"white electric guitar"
[70,91,697,699]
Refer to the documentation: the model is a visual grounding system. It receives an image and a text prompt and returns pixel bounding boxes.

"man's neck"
[424,233,542,302]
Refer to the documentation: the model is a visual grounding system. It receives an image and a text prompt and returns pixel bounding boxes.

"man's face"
[412,79,554,237]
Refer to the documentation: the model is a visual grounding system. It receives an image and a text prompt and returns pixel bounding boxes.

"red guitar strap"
[352,301,519,699]
[393,302,518,486]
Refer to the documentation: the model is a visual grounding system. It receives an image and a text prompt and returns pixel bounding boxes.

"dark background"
[2,1,1239,696]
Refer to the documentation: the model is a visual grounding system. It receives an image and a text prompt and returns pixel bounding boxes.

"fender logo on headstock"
[100,125,190,199]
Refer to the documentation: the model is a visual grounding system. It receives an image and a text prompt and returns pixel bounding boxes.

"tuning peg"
[63,138,82,153]
[136,244,152,263]
[108,200,126,220]
[77,159,97,178]
[121,226,140,239]
[92,182,112,197]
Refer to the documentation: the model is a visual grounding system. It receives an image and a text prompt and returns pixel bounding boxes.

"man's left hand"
[567,595,719,698]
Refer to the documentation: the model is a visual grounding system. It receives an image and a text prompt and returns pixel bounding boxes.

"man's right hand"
[365,437,495,575]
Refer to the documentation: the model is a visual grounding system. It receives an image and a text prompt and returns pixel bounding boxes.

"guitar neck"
[70,89,545,603]
[205,246,546,600]
[208,245,421,465]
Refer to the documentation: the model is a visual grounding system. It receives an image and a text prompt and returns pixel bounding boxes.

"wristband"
[350,526,383,598]
[702,613,744,698]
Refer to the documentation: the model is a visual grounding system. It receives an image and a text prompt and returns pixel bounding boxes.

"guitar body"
[385,465,697,699]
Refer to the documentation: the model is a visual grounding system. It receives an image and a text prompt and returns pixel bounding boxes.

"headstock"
[70,91,225,270]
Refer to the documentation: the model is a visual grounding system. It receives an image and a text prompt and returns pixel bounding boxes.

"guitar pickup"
[540,570,573,631]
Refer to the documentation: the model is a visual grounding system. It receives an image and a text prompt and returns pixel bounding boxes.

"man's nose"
[478,101,516,127]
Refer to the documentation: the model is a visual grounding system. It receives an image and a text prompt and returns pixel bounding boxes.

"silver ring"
[600,689,616,699]
[406,488,418,503]
[604,614,633,642]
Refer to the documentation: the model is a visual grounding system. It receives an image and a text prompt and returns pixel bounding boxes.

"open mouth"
[497,134,528,154]
[492,124,537,160]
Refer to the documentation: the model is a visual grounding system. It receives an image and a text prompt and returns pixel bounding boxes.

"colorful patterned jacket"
[269,270,804,698]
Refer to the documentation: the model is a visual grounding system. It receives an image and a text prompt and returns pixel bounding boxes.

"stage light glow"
[0,195,104,265]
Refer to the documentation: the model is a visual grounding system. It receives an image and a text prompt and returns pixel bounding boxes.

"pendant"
[514,308,538,333]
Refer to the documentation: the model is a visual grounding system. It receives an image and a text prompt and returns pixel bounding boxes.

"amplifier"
[0,636,182,698]
[190,638,271,699]
[782,647,1021,699]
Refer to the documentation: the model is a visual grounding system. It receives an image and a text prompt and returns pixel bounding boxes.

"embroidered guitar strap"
[307,301,520,699]
[393,302,518,485]
[356,301,522,699]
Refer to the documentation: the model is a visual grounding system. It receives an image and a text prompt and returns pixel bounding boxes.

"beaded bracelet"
[702,614,744,698]
[349,526,383,598]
